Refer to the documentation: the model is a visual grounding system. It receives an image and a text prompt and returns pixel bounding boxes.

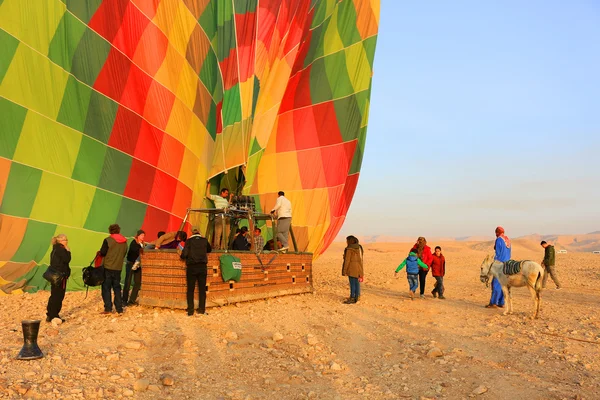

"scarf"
[495,226,511,248]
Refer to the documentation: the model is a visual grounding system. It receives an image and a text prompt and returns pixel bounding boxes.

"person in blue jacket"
[394,251,430,300]
[486,226,511,308]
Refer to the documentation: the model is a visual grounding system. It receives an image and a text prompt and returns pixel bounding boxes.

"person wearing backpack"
[99,224,128,314]
[46,234,71,322]
[341,235,364,304]
[180,227,212,316]
[394,251,430,300]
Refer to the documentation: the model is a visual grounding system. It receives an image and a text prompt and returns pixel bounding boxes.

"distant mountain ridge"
[336,232,600,253]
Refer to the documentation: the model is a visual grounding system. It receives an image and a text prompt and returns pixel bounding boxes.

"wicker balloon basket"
[138,250,314,309]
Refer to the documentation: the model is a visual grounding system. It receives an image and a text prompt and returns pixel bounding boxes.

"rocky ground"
[1,240,599,399]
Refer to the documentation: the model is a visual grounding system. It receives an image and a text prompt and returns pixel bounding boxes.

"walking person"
[100,224,128,314]
[486,226,511,308]
[394,251,430,300]
[430,246,446,299]
[123,230,145,306]
[46,234,71,322]
[270,191,292,252]
[540,241,560,289]
[180,227,212,316]
[410,237,433,299]
[341,236,364,304]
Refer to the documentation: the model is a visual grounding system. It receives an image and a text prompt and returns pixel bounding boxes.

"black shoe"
[127,301,138,307]
[46,317,52,323]
[431,290,437,298]
[197,311,208,315]
[438,295,446,300]
[343,297,353,304]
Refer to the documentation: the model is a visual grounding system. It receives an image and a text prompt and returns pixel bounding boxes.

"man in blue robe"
[486,226,511,308]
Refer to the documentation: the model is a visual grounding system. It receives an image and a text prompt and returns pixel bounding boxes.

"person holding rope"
[486,226,511,309]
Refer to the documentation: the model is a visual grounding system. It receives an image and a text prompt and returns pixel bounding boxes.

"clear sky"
[340,0,600,238]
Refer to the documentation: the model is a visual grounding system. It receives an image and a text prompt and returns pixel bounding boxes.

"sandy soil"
[1,241,599,399]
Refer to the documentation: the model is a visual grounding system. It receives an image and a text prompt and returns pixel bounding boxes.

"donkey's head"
[479,254,494,286]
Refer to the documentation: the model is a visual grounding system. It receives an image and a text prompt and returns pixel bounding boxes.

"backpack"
[82,252,105,298]
[219,254,242,282]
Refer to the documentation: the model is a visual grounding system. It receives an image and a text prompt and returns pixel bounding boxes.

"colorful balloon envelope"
[0,0,379,292]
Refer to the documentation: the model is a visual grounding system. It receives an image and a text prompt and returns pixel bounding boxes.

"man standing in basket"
[270,191,292,252]
[180,227,212,316]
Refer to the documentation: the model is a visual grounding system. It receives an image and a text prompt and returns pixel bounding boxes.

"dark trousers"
[46,280,66,319]
[102,269,123,313]
[123,262,142,304]
[432,276,444,296]
[186,264,208,314]
[418,269,428,295]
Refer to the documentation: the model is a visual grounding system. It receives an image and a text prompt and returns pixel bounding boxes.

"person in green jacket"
[540,241,560,289]
[394,251,429,300]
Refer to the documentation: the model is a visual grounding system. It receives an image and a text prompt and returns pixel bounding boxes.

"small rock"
[307,336,318,346]
[472,385,488,395]
[330,362,342,371]
[15,384,30,395]
[70,388,83,394]
[124,341,143,350]
[51,318,62,327]
[427,348,443,358]
[45,329,59,337]
[148,385,161,392]
[134,379,149,392]
[273,332,284,342]
[225,331,238,341]
[106,353,119,361]
[123,389,134,397]
[160,374,174,386]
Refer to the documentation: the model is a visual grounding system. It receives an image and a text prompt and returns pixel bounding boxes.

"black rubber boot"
[16,320,43,360]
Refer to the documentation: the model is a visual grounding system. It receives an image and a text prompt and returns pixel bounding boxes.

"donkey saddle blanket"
[503,260,526,275]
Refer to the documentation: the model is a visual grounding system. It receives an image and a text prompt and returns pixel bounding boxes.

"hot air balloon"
[0,0,379,295]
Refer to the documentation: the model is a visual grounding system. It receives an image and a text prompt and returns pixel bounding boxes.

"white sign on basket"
[232,262,242,270]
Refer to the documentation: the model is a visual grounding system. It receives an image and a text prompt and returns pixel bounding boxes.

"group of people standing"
[341,236,447,303]
[45,224,145,322]
[44,188,295,322]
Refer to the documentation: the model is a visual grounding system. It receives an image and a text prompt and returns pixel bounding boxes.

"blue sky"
[340,0,600,238]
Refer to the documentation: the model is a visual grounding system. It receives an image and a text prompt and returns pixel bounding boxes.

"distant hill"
[516,233,600,253]
[335,232,600,253]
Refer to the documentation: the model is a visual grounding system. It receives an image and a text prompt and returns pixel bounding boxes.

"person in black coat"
[180,227,212,316]
[46,234,71,322]
[123,229,145,306]
[231,227,250,251]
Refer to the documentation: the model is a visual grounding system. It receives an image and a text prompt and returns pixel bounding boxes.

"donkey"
[479,254,544,319]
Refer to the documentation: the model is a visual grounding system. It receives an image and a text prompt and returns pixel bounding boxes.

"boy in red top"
[430,246,446,299]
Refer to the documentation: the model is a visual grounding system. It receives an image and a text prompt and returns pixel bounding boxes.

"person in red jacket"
[410,237,433,299]
[430,246,446,299]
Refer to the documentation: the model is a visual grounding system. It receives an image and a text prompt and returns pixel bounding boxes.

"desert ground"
[1,240,599,399]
